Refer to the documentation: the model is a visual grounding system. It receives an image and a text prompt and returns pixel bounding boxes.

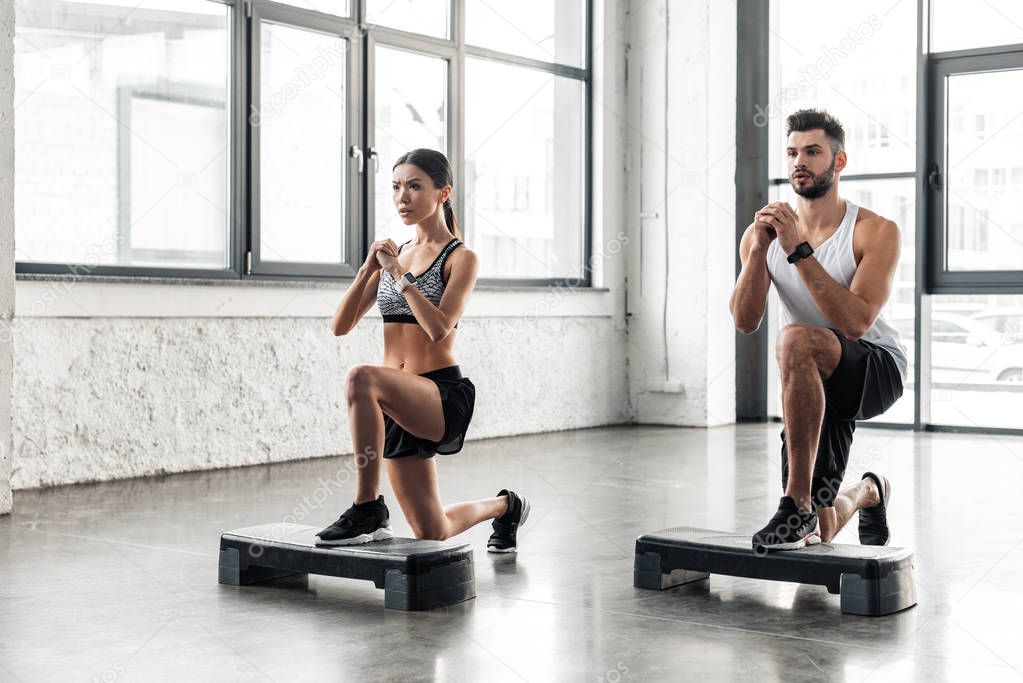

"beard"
[791,156,837,199]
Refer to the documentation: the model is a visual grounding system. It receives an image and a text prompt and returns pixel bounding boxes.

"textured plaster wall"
[11,316,627,489]
[1,0,14,513]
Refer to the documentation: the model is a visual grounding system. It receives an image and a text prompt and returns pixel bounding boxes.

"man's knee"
[777,324,838,374]
[777,324,817,367]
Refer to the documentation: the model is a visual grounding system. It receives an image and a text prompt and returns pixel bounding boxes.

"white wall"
[625,0,737,426]
[1,0,14,513]
[8,0,632,491]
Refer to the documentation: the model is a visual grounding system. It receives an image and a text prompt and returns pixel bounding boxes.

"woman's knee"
[411,515,452,539]
[412,521,450,541]
[345,364,378,403]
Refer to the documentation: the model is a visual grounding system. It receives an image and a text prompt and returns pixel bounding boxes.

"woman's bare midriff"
[382,322,459,375]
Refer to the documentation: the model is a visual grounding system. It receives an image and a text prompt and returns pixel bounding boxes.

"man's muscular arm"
[760,202,900,340]
[795,220,900,339]
[730,221,775,334]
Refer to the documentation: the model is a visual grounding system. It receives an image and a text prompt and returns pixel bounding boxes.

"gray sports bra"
[376,237,463,326]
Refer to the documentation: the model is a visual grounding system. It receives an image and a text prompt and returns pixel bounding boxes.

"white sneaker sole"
[487,495,530,554]
[519,497,531,527]
[315,527,393,546]
[862,472,893,546]
[880,477,892,546]
[487,546,517,554]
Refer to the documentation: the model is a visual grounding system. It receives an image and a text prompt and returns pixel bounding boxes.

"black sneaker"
[858,472,891,546]
[315,495,394,546]
[752,496,819,551]
[487,490,530,553]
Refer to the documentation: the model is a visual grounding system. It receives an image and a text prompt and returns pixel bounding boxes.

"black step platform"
[634,527,916,616]
[219,523,475,611]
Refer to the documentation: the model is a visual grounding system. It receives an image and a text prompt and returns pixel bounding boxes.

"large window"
[464,60,585,279]
[369,0,590,282]
[766,2,917,178]
[249,6,359,277]
[368,0,448,39]
[924,295,1023,430]
[462,1,587,280]
[13,0,592,285]
[13,1,231,272]
[928,55,1023,284]
[930,0,1023,52]
[925,3,1023,430]
[756,0,1023,434]
[765,1,918,425]
[371,46,448,244]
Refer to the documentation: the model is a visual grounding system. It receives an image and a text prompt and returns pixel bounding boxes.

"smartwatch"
[787,242,814,265]
[395,271,417,293]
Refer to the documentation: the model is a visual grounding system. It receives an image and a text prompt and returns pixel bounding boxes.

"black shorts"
[383,365,476,459]
[781,329,904,508]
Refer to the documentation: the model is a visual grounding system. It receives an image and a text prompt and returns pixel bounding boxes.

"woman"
[316,148,528,553]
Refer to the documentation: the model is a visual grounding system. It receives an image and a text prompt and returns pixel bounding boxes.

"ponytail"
[442,198,461,240]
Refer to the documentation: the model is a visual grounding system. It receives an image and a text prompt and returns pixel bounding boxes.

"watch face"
[402,272,416,284]
[788,242,813,263]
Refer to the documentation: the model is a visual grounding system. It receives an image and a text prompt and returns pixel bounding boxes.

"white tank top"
[765,200,908,380]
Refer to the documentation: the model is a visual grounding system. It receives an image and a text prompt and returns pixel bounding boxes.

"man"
[730,108,907,551]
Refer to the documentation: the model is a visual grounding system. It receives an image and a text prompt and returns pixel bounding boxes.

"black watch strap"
[787,241,814,264]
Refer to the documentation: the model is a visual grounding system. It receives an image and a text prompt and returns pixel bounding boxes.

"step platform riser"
[218,523,476,611]
[634,527,917,617]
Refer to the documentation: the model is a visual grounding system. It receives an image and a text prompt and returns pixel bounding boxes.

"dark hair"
[392,148,461,240]
[785,108,845,155]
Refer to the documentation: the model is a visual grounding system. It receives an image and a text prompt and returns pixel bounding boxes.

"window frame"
[461,40,593,287]
[15,0,241,281]
[13,0,594,287]
[926,45,1023,294]
[364,28,458,265]
[247,1,364,278]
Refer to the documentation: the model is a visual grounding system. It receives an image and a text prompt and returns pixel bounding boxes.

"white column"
[0,0,14,514]
[626,0,737,426]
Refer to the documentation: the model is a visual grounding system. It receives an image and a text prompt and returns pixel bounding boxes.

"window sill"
[15,273,615,319]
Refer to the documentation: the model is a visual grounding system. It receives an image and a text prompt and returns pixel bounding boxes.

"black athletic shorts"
[781,328,904,509]
[383,365,476,459]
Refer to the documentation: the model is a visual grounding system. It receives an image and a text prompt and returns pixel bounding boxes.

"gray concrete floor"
[2,423,1022,682]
